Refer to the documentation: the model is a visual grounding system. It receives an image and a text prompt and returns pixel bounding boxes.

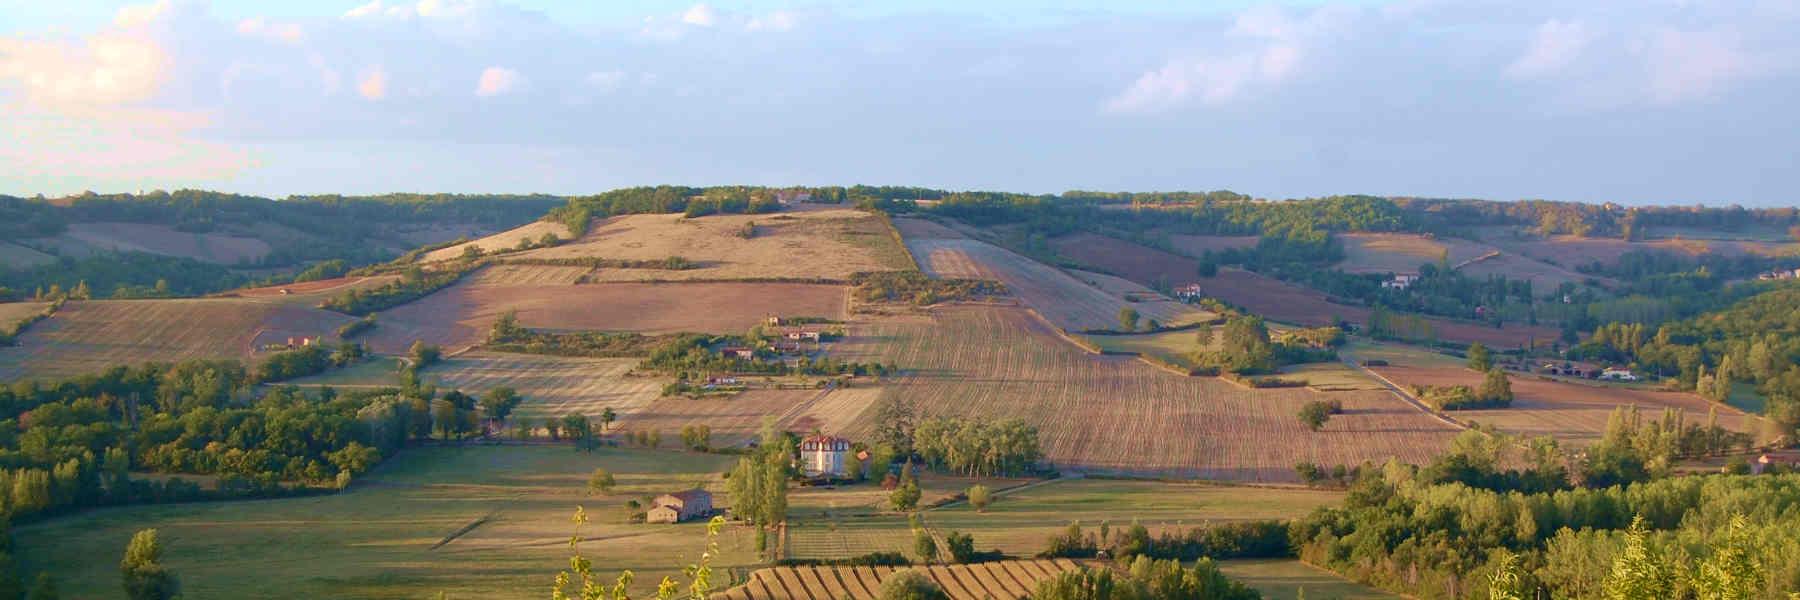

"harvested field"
[469,264,592,285]
[44,222,272,264]
[1164,234,1258,256]
[0,242,55,269]
[363,280,849,354]
[829,306,1462,481]
[906,237,1206,332]
[1052,231,1565,348]
[513,209,914,281]
[0,298,352,380]
[1369,364,1757,446]
[0,302,51,327]
[715,559,1085,600]
[1336,233,1492,274]
[230,275,399,301]
[1481,233,1800,268]
[1455,251,1596,289]
[419,351,664,422]
[421,220,571,262]
[617,389,824,447]
[781,386,885,436]
[892,217,966,240]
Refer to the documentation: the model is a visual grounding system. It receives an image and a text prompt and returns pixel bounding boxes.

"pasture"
[1453,251,1596,290]
[420,351,665,423]
[1335,232,1491,274]
[1083,329,1211,368]
[1215,560,1397,599]
[515,209,915,281]
[362,280,849,354]
[917,478,1345,556]
[828,306,1462,481]
[14,445,751,600]
[0,241,55,269]
[0,298,352,380]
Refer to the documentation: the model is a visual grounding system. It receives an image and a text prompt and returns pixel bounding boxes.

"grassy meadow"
[16,446,748,600]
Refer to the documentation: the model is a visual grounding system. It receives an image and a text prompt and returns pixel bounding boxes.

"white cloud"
[585,70,626,91]
[1507,20,1591,79]
[0,33,171,107]
[747,11,798,32]
[114,0,174,28]
[681,4,718,27]
[475,66,522,97]
[1103,6,1350,114]
[236,17,305,44]
[358,68,389,100]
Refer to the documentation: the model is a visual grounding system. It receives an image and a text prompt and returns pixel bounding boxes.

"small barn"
[647,489,713,524]
[800,435,852,478]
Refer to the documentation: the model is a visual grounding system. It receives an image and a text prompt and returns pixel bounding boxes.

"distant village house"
[647,489,713,524]
[1598,368,1639,382]
[1382,274,1419,290]
[721,347,756,360]
[799,435,852,478]
[1173,283,1204,301]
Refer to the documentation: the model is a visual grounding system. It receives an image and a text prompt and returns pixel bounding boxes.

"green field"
[16,446,749,600]
[1216,560,1397,599]
[282,355,407,388]
[1082,329,1208,368]
[790,478,1344,559]
[1275,363,1383,391]
[1728,381,1768,414]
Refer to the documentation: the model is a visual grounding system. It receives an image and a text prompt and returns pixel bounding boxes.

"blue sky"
[1,0,1796,206]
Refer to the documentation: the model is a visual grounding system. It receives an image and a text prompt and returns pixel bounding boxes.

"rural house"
[782,329,824,342]
[1382,274,1419,290]
[720,347,756,360]
[1173,283,1204,301]
[1599,368,1639,382]
[647,489,713,524]
[799,435,852,478]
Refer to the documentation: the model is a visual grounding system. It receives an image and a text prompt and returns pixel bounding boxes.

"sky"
[0,1,1796,206]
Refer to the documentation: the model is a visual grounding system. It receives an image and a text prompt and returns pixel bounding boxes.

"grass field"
[362,280,849,354]
[420,351,665,423]
[917,478,1345,556]
[15,446,751,600]
[421,219,571,262]
[1454,251,1596,290]
[0,241,55,269]
[1335,233,1491,274]
[1083,329,1211,367]
[828,306,1462,481]
[514,209,914,281]
[1216,560,1397,599]
[1276,363,1384,392]
[0,298,353,380]
[283,355,407,387]
[717,559,1085,600]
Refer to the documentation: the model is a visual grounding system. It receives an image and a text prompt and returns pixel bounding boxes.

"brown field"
[906,236,1206,332]
[0,302,51,326]
[229,275,400,300]
[1481,233,1800,269]
[419,351,664,422]
[363,279,849,354]
[421,219,572,262]
[511,209,914,281]
[1455,251,1598,289]
[39,222,273,264]
[828,306,1461,481]
[618,386,886,447]
[1369,364,1757,446]
[0,242,55,269]
[891,217,967,240]
[468,264,592,285]
[1163,234,1259,256]
[715,559,1086,600]
[0,299,352,380]
[1051,233,1563,348]
[1336,233,1492,274]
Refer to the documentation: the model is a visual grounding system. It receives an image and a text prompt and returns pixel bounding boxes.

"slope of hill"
[0,298,353,380]
[506,208,914,281]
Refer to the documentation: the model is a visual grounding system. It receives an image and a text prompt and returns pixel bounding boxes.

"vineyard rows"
[715,559,1084,600]
[830,306,1462,481]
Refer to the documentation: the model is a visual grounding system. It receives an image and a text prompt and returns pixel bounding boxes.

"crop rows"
[716,559,1083,600]
[421,351,663,422]
[471,265,592,286]
[830,306,1462,481]
[0,299,351,380]
[905,238,1203,332]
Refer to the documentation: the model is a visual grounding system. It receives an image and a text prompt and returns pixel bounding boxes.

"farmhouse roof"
[664,489,711,504]
[800,435,851,451]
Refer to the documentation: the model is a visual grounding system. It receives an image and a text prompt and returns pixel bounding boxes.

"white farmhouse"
[799,435,852,478]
